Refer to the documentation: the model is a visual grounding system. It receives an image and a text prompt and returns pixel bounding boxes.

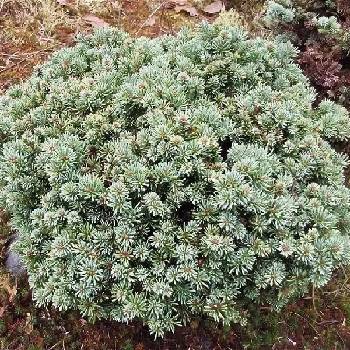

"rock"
[5,235,26,276]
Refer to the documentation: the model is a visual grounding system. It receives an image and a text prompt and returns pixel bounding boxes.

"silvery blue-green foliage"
[0,24,350,337]
[314,16,341,36]
[264,1,347,45]
[264,0,295,26]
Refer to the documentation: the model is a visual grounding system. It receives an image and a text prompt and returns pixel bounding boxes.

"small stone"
[5,235,26,276]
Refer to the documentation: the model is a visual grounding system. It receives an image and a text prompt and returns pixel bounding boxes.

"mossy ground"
[1,1,350,349]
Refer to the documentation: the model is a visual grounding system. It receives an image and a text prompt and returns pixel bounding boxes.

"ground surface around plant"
[1,1,350,349]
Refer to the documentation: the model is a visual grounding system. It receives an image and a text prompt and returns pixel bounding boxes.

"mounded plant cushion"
[1,24,350,336]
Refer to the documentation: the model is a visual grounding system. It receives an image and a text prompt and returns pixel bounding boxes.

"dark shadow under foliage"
[264,0,350,180]
[267,0,350,105]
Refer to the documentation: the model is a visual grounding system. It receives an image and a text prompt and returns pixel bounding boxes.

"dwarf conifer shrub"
[1,24,350,336]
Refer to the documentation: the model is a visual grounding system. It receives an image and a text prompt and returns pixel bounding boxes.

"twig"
[0,59,27,73]
[317,319,340,326]
[135,1,169,35]
[0,0,7,13]
[48,340,63,350]
[294,312,320,336]
[312,285,319,315]
[0,50,50,58]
